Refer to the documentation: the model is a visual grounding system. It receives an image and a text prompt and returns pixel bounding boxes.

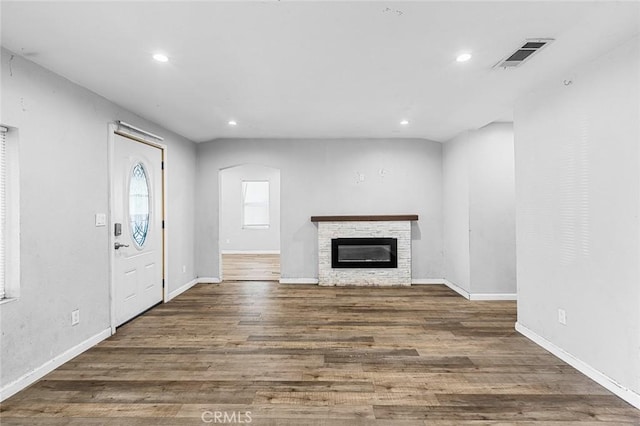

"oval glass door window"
[129,163,150,247]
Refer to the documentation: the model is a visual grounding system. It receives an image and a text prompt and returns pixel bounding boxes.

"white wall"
[443,123,516,296]
[443,133,471,290]
[220,164,281,252]
[196,138,443,281]
[0,49,197,390]
[469,123,516,294]
[515,36,640,397]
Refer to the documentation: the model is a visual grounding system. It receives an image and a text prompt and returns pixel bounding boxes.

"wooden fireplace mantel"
[310,214,418,222]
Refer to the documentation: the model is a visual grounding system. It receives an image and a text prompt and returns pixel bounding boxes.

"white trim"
[162,147,169,304]
[411,279,446,285]
[221,250,281,255]
[442,279,471,299]
[437,279,515,300]
[167,278,198,301]
[197,277,221,284]
[218,170,223,282]
[108,123,116,333]
[275,276,515,299]
[0,328,112,402]
[515,322,640,410]
[1,125,21,299]
[0,297,18,306]
[279,278,319,284]
[469,293,517,301]
[117,121,164,141]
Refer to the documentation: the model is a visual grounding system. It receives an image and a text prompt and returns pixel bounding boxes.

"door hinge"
[161,161,164,170]
[162,220,165,229]
[162,279,165,288]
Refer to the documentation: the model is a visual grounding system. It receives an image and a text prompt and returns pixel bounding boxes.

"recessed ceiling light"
[228,120,237,126]
[153,53,169,63]
[400,119,409,125]
[456,53,472,62]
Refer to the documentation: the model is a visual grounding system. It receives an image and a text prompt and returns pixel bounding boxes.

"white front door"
[113,133,163,327]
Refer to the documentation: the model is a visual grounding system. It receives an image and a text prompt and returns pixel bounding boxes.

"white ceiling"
[1,1,639,143]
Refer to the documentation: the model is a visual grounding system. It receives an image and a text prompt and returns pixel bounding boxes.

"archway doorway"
[219,164,281,281]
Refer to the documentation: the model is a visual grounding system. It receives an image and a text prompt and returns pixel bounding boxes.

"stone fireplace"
[311,215,418,286]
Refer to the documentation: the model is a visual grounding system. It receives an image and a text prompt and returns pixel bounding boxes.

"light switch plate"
[558,308,567,325]
[95,213,107,227]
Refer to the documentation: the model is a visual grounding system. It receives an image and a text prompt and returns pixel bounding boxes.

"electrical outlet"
[182,265,186,273]
[558,308,567,325]
[71,309,80,326]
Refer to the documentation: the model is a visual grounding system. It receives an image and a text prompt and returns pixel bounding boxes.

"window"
[0,125,19,302]
[242,181,269,229]
[129,162,150,247]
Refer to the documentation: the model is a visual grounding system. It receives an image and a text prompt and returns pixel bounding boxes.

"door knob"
[114,242,130,250]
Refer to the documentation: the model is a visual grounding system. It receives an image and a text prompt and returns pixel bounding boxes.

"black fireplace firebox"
[331,238,398,268]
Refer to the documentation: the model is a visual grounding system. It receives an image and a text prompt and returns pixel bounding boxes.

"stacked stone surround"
[318,221,411,286]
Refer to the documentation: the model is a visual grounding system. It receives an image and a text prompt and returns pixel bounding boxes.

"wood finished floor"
[2,282,639,425]
[222,254,280,281]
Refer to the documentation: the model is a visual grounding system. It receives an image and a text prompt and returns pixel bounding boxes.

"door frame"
[218,164,282,281]
[107,122,168,334]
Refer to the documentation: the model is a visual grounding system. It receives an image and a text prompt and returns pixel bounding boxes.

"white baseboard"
[197,277,221,284]
[167,278,199,301]
[279,278,319,284]
[221,250,280,255]
[438,279,516,301]
[411,279,446,285]
[515,322,640,410]
[0,327,112,402]
[470,293,517,301]
[442,279,471,299]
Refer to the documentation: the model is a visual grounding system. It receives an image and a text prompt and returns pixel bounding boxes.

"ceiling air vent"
[493,38,554,69]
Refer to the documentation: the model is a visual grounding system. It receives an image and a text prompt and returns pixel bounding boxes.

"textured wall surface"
[0,48,197,390]
[196,138,442,281]
[515,36,640,395]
